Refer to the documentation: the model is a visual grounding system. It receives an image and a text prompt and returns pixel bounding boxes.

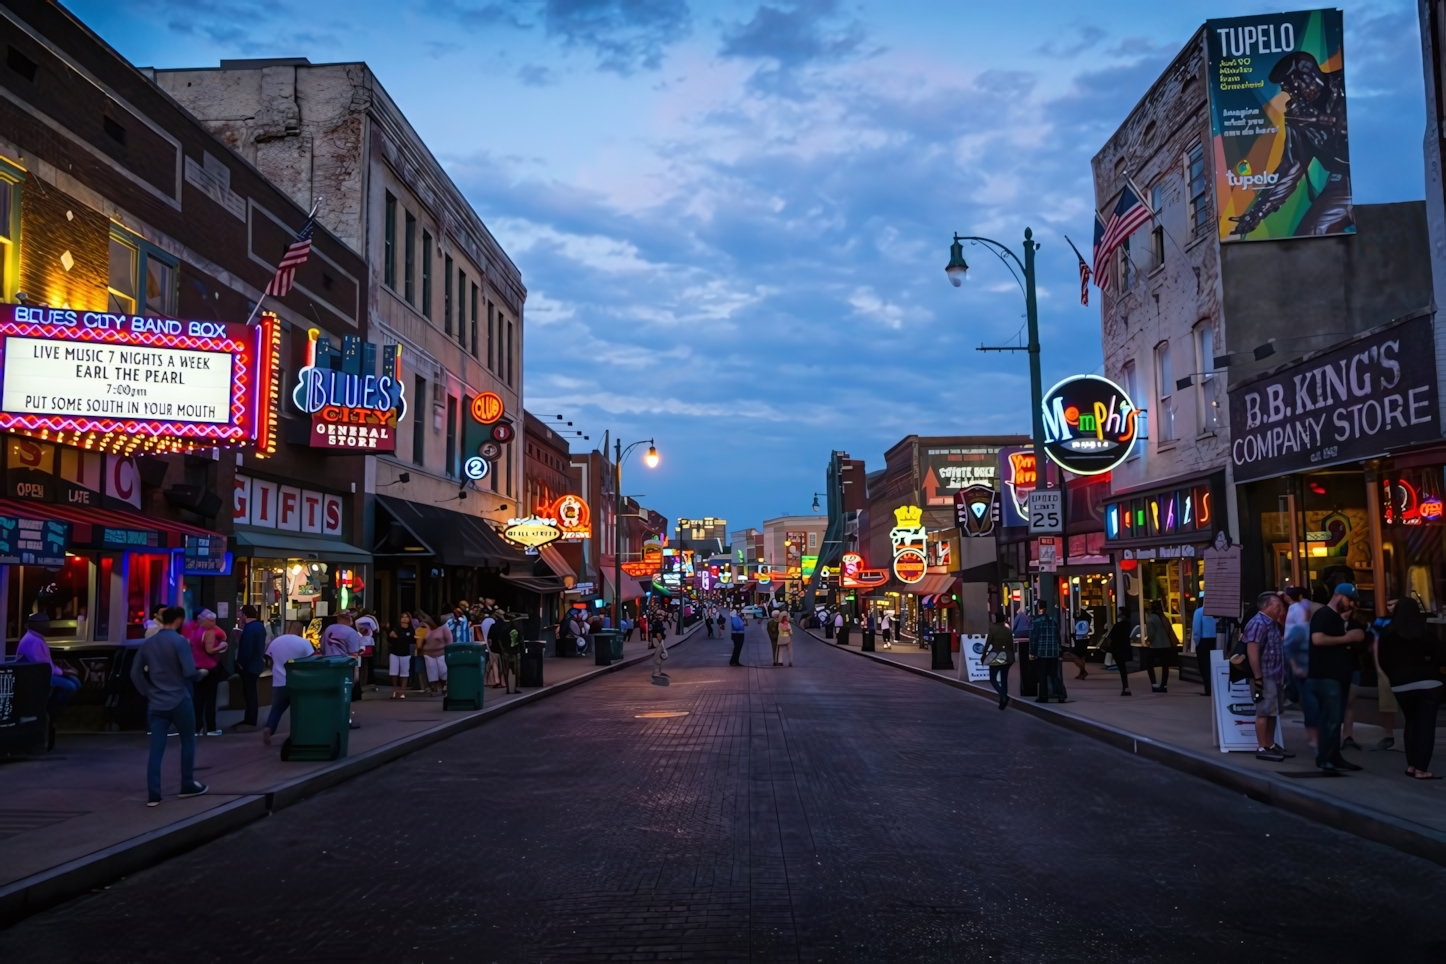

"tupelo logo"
[1227,161,1279,189]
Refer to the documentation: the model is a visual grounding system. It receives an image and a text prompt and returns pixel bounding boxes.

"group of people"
[385,603,524,699]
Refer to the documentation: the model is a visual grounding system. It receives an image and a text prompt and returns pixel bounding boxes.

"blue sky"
[72,0,1427,533]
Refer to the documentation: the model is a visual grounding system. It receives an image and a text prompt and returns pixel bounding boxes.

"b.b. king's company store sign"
[1228,316,1439,483]
[292,328,407,453]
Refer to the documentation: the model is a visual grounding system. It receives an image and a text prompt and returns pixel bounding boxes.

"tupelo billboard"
[1228,316,1438,483]
[1205,9,1353,243]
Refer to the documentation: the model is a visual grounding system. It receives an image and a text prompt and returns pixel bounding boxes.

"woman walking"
[776,611,794,666]
[1145,601,1177,692]
[386,613,415,699]
[980,612,1015,709]
[1105,615,1134,696]
[1377,598,1443,779]
[420,615,450,696]
[189,610,228,736]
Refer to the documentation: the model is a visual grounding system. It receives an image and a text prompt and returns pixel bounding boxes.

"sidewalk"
[809,627,1446,864]
[0,625,699,927]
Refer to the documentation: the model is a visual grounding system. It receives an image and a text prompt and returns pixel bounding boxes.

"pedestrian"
[411,612,430,690]
[421,615,450,696]
[261,622,316,746]
[15,613,80,747]
[355,612,379,693]
[729,609,746,666]
[1144,601,1177,693]
[321,612,364,724]
[231,605,267,732]
[1282,585,1321,751]
[881,611,892,648]
[1066,609,1091,680]
[981,612,1015,709]
[497,618,522,694]
[1104,614,1134,696]
[1030,602,1065,703]
[650,612,667,648]
[188,609,228,737]
[143,604,166,638]
[766,610,781,665]
[1192,601,1218,697]
[1243,591,1293,762]
[445,607,471,646]
[836,611,850,648]
[705,612,715,638]
[1308,584,1368,774]
[777,610,794,666]
[130,606,207,806]
[1376,598,1443,780]
[387,612,415,699]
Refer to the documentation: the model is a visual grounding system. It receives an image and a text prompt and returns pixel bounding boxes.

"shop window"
[8,554,94,642]
[108,227,177,316]
[1194,320,1221,433]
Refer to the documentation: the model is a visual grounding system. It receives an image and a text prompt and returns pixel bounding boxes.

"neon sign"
[542,494,590,541]
[840,552,887,588]
[503,516,561,549]
[1041,374,1139,475]
[293,328,406,453]
[471,392,504,424]
[0,304,274,454]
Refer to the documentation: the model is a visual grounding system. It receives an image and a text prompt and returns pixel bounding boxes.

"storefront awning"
[601,569,645,602]
[234,529,373,563]
[903,573,958,597]
[0,497,222,552]
[501,572,567,594]
[537,543,576,583]
[374,495,531,570]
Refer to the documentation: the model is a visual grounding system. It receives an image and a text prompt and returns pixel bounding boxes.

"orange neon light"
[471,392,504,424]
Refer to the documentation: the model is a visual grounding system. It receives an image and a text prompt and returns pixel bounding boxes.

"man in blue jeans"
[1308,584,1367,774]
[729,610,747,666]
[129,606,208,806]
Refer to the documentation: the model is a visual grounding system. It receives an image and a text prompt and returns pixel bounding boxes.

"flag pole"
[247,198,322,326]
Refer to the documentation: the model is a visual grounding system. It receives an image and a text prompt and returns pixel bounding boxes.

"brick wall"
[18,175,109,310]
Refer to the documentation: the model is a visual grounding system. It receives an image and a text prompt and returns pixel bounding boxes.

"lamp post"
[613,438,659,631]
[946,227,1056,617]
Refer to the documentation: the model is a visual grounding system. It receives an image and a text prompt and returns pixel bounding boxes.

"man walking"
[232,605,267,732]
[729,609,747,666]
[129,606,207,806]
[1030,601,1066,703]
[1309,584,1367,773]
[496,618,522,694]
[1243,591,1294,762]
[767,610,781,665]
[321,612,364,727]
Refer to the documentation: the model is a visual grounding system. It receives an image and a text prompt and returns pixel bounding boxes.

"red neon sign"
[840,551,888,588]
[0,305,270,453]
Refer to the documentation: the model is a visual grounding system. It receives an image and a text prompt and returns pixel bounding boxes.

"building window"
[1194,320,1221,431]
[506,318,513,387]
[808,531,817,549]
[1117,236,1135,292]
[412,375,426,465]
[1188,143,1210,238]
[108,227,177,316]
[442,254,452,334]
[1155,341,1176,442]
[454,268,464,347]
[404,211,416,305]
[1150,183,1165,270]
[470,284,479,357]
[0,165,21,301]
[506,445,513,496]
[421,230,433,318]
[384,191,397,290]
[487,301,495,371]
[445,395,458,478]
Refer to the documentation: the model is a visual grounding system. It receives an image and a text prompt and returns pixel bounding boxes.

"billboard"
[1206,9,1353,242]
[921,447,998,506]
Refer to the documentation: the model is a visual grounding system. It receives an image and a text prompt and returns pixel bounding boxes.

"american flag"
[1092,211,1111,293]
[264,211,316,298]
[1064,235,1092,306]
[1092,184,1152,290]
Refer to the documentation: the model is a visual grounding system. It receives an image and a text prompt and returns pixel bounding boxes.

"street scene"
[2,0,1446,959]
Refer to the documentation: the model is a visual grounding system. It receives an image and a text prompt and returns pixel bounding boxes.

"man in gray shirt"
[130,606,208,806]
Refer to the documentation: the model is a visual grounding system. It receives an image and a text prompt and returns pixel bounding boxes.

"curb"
[806,628,1446,868]
[0,625,701,929]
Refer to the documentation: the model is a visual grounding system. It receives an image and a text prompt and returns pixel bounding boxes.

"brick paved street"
[6,622,1446,963]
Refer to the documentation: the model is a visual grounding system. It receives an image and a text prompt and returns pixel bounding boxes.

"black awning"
[374,495,531,570]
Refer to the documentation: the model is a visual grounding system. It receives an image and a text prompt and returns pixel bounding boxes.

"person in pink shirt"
[187,610,228,737]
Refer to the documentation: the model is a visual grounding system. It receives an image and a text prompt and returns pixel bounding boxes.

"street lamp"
[945,228,1055,616]
[614,438,658,630]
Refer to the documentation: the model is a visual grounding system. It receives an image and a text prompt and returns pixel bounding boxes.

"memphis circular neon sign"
[1040,374,1139,476]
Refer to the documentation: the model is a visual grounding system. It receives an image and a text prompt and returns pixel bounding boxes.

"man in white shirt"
[262,629,317,745]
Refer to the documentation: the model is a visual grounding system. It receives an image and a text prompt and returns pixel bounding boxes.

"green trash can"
[281,655,353,761]
[610,631,625,661]
[593,630,618,666]
[443,643,484,711]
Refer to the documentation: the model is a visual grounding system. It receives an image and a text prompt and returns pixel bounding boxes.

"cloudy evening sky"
[71,0,1427,534]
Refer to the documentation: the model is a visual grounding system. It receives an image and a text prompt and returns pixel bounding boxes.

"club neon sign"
[1041,374,1139,476]
[0,304,274,454]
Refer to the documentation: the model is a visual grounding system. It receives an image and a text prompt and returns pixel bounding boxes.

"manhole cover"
[635,711,690,719]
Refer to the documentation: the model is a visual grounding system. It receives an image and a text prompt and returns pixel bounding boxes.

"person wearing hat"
[15,613,80,748]
[1308,584,1368,773]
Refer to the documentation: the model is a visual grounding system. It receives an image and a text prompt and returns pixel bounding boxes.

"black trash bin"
[520,641,546,687]
[592,630,618,667]
[824,622,834,639]
[862,629,875,652]
[930,631,954,671]
[1017,638,1036,697]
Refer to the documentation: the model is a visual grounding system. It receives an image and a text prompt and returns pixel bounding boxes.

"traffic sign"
[1037,536,1059,572]
[1028,490,1062,534]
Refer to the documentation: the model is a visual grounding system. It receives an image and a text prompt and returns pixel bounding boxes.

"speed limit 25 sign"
[1028,490,1062,534]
